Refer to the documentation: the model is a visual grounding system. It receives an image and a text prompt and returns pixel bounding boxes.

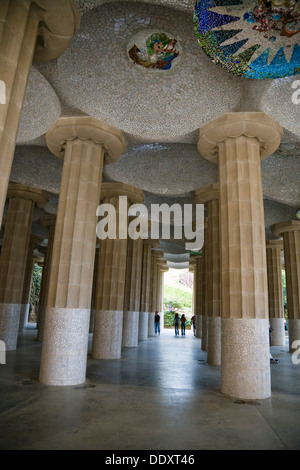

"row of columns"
[191,113,300,399]
[0,2,298,400]
[0,111,299,399]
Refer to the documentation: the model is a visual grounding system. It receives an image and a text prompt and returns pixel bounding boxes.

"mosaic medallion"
[128,31,180,70]
[194,0,300,78]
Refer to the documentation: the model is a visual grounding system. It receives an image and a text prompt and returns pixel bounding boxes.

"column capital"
[198,112,283,164]
[266,239,284,250]
[152,250,164,259]
[194,183,219,204]
[100,182,144,204]
[46,116,126,164]
[272,220,300,237]
[7,183,50,208]
[33,0,81,64]
[40,214,56,229]
[143,239,160,248]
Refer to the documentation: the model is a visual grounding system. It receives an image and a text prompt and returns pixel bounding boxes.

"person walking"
[180,314,186,336]
[174,313,179,336]
[154,311,160,335]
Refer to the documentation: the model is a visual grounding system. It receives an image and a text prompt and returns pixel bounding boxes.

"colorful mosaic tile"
[128,32,180,70]
[194,0,300,78]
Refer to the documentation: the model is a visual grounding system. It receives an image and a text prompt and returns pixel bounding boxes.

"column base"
[207,316,221,366]
[195,315,202,339]
[19,304,29,332]
[0,304,21,350]
[39,307,90,386]
[288,319,300,353]
[221,318,271,400]
[148,312,155,336]
[92,310,123,359]
[122,311,139,347]
[270,317,285,346]
[138,311,149,341]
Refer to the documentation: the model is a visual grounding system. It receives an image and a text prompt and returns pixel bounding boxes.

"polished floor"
[0,324,299,451]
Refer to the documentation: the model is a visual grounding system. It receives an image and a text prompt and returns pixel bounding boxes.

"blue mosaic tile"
[194,0,300,78]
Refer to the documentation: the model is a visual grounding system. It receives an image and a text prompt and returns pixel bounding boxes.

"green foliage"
[282,269,287,317]
[30,264,42,312]
[164,284,192,311]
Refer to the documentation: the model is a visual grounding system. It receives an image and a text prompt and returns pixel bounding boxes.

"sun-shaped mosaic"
[194,0,300,78]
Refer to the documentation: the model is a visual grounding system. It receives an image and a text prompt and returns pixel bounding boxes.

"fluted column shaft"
[266,240,285,346]
[92,183,144,359]
[139,241,153,340]
[39,117,125,385]
[122,236,143,347]
[272,221,300,352]
[195,256,203,339]
[201,220,208,351]
[0,184,49,349]
[36,215,56,341]
[195,185,221,364]
[198,112,283,399]
[149,251,163,336]
[0,0,80,230]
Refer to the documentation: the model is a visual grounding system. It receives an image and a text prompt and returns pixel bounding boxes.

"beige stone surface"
[0,0,80,231]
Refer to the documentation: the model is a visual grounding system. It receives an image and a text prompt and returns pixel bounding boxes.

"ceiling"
[9,0,300,268]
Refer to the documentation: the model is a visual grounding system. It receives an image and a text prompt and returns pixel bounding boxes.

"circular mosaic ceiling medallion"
[128,29,182,71]
[194,0,300,78]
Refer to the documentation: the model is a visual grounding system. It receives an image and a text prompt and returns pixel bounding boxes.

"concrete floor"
[0,324,299,451]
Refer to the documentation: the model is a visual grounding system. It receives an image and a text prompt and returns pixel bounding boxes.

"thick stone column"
[200,219,208,351]
[195,185,221,365]
[36,215,56,342]
[194,255,203,339]
[92,183,144,359]
[39,117,125,385]
[19,234,43,331]
[139,240,155,340]
[89,246,99,333]
[0,0,80,230]
[149,250,163,336]
[122,234,143,348]
[0,183,49,350]
[272,220,300,352]
[198,112,282,399]
[266,240,285,346]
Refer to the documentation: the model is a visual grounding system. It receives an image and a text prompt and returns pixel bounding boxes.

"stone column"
[89,246,99,334]
[157,260,168,330]
[92,183,144,359]
[149,250,163,336]
[19,234,43,331]
[198,112,283,399]
[195,184,221,365]
[200,219,208,351]
[36,215,56,342]
[0,183,49,350]
[266,240,285,346]
[122,234,143,348]
[139,240,155,340]
[39,117,125,385]
[0,0,80,230]
[194,255,203,339]
[272,220,300,352]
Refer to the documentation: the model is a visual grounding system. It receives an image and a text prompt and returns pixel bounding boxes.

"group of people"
[154,311,196,336]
